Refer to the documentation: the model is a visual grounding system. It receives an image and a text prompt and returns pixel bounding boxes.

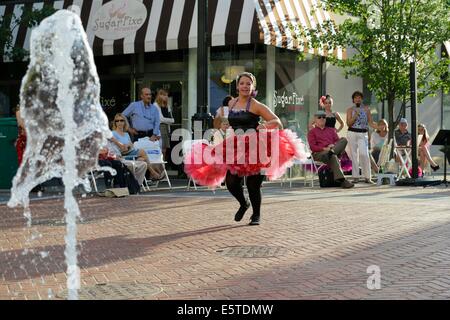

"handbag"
[383,160,399,174]
[318,166,340,188]
[104,188,129,198]
[121,146,134,156]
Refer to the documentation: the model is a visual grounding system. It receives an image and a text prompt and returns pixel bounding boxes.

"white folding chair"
[375,139,397,185]
[377,139,393,168]
[87,167,114,193]
[287,140,321,188]
[87,170,100,193]
[394,139,412,179]
[126,139,172,190]
[182,139,209,191]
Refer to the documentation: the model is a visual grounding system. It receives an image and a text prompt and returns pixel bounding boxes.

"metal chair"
[126,139,172,190]
[182,139,209,190]
[376,139,398,185]
[287,140,322,188]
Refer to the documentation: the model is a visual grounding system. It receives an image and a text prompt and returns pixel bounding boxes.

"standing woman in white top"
[214,95,234,129]
[154,89,174,160]
[346,91,378,183]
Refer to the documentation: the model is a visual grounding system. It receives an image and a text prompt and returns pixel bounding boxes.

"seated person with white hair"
[394,118,412,164]
[307,111,354,189]
[212,118,230,145]
[394,118,412,147]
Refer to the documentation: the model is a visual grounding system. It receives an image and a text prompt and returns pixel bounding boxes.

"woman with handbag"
[111,113,164,180]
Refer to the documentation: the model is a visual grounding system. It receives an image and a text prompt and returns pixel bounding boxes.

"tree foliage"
[296,0,450,128]
[0,5,56,62]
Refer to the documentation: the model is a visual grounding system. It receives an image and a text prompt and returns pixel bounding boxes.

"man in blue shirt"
[122,87,161,142]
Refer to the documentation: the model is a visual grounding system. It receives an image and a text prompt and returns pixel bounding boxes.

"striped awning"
[0,0,344,62]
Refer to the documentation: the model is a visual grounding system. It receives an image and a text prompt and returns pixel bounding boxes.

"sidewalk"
[1,179,449,300]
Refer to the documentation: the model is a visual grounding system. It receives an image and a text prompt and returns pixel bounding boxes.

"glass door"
[138,75,184,172]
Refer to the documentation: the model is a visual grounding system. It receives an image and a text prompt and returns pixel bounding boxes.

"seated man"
[307,111,354,189]
[394,118,412,167]
[394,118,412,147]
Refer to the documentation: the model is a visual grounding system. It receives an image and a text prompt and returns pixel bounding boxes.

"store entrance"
[138,75,184,174]
[138,74,183,130]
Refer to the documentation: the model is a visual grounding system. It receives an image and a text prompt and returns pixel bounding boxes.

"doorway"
[137,75,184,173]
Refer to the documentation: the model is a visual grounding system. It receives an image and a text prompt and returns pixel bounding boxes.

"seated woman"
[214,95,234,129]
[105,141,148,187]
[418,123,440,172]
[212,119,230,146]
[110,113,164,180]
[370,119,389,163]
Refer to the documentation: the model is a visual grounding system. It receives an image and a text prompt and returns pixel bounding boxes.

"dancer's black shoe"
[249,214,260,225]
[234,200,250,222]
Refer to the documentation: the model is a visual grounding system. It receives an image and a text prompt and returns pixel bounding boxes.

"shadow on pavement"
[0,224,245,282]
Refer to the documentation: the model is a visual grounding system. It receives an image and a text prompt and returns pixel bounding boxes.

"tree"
[296,0,450,140]
[0,4,56,62]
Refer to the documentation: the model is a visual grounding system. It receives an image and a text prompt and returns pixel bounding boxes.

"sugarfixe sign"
[92,0,147,40]
[273,90,304,108]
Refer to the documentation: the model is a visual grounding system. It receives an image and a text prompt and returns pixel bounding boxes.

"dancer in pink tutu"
[185,72,306,226]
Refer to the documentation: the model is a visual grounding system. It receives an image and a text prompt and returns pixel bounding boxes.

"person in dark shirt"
[394,118,412,146]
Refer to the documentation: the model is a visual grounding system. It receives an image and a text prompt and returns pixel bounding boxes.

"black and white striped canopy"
[0,0,345,62]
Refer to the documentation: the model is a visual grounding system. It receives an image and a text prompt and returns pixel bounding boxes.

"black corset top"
[325,115,337,128]
[228,98,260,131]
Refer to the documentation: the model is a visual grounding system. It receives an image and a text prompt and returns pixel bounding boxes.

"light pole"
[410,57,419,179]
[192,0,213,137]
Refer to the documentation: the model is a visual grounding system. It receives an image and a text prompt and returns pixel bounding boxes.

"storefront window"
[210,44,267,115]
[98,77,132,121]
[273,48,319,138]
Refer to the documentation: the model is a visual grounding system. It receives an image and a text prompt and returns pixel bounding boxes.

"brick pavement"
[1,183,450,300]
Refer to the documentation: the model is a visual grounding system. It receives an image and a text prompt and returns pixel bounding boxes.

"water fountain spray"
[7,10,111,300]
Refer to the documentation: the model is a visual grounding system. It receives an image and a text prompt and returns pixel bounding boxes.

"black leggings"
[225,171,264,217]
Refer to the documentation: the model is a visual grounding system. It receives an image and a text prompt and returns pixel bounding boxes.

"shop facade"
[1,0,448,166]
[0,0,349,139]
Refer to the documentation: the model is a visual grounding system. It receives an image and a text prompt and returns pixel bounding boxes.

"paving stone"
[1,185,450,299]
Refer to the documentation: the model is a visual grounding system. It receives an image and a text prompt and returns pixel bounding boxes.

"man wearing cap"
[122,87,161,142]
[308,111,354,188]
[394,118,412,147]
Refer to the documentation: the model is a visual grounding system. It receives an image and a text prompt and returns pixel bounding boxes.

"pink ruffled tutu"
[184,129,307,187]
